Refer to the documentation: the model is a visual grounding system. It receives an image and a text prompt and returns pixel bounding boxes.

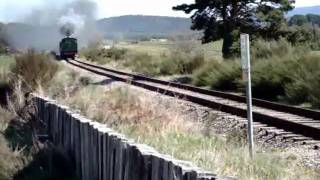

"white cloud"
[295,0,320,7]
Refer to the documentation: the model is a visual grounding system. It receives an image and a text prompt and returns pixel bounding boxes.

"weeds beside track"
[67,59,320,144]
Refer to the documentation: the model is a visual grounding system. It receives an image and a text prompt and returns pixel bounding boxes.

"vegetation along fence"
[32,94,234,180]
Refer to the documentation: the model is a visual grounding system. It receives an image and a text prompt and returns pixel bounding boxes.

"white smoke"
[4,0,100,51]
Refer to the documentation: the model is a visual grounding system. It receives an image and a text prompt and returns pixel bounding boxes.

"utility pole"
[240,34,254,158]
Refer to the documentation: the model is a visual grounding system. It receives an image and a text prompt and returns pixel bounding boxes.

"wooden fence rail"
[32,94,234,180]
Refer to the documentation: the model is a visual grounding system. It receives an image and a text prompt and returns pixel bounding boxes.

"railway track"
[67,59,320,145]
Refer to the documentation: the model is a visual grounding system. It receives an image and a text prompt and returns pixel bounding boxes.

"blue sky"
[0,0,320,22]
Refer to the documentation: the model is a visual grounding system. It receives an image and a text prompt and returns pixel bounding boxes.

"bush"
[284,54,320,107]
[123,52,160,76]
[250,57,296,100]
[123,51,205,76]
[11,50,58,90]
[193,59,241,90]
[251,38,308,60]
[0,134,24,179]
[159,50,205,75]
[192,39,320,108]
[80,45,127,64]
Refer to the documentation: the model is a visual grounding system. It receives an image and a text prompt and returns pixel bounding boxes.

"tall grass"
[80,44,127,65]
[0,132,25,179]
[284,54,320,107]
[251,38,308,60]
[80,42,205,76]
[192,38,320,107]
[11,50,59,91]
[51,79,320,180]
[1,80,77,179]
[193,59,241,90]
[0,85,26,179]
[0,56,14,87]
[160,50,205,75]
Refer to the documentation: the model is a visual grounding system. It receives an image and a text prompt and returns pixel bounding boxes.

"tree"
[289,14,320,27]
[289,15,308,26]
[306,14,320,26]
[173,0,294,58]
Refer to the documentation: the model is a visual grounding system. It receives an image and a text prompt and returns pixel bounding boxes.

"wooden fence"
[33,94,234,180]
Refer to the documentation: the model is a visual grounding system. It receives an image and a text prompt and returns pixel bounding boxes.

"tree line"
[173,0,320,58]
[289,14,320,26]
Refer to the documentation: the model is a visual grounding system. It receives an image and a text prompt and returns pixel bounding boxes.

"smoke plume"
[60,23,76,37]
[4,0,100,51]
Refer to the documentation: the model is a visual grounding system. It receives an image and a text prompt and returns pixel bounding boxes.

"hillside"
[96,15,193,39]
[97,7,320,39]
[288,6,320,16]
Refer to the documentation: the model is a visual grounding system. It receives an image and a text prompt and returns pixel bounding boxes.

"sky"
[0,0,320,22]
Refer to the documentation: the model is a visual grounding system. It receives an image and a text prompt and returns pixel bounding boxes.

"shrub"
[193,38,318,104]
[0,56,14,86]
[284,54,320,107]
[249,57,297,100]
[80,45,127,64]
[11,50,58,91]
[251,38,308,60]
[0,65,10,88]
[193,59,241,90]
[159,50,205,75]
[0,134,24,179]
[123,52,160,76]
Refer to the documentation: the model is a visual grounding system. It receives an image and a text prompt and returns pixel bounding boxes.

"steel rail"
[72,59,320,120]
[67,59,320,140]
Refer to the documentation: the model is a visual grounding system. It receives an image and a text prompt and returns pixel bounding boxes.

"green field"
[0,56,15,68]
[117,40,223,60]
[312,51,320,55]
[0,56,14,83]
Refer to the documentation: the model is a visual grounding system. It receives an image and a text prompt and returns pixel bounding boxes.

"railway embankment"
[2,52,320,179]
[32,94,227,180]
[59,59,320,179]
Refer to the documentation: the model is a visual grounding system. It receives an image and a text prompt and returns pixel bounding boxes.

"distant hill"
[96,8,320,40]
[96,15,193,39]
[287,6,320,16]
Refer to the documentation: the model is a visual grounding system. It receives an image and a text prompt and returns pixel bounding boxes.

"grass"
[10,40,315,179]
[191,39,320,108]
[0,52,77,180]
[0,56,15,85]
[11,51,59,91]
[118,127,318,180]
[81,41,207,76]
[117,41,174,56]
[43,70,320,180]
[192,59,241,90]
[117,40,223,60]
[0,106,25,180]
[312,51,320,55]
[0,55,15,68]
[82,39,320,108]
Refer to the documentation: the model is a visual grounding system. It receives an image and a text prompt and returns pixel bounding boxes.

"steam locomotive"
[59,37,78,60]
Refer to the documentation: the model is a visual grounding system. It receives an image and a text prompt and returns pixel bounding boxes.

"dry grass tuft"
[11,50,59,91]
[0,105,25,179]
[0,106,14,131]
[41,65,320,179]
[0,134,25,179]
[5,79,27,117]
[48,72,319,179]
[65,85,198,134]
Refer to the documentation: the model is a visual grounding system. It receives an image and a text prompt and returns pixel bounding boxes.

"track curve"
[67,59,320,141]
